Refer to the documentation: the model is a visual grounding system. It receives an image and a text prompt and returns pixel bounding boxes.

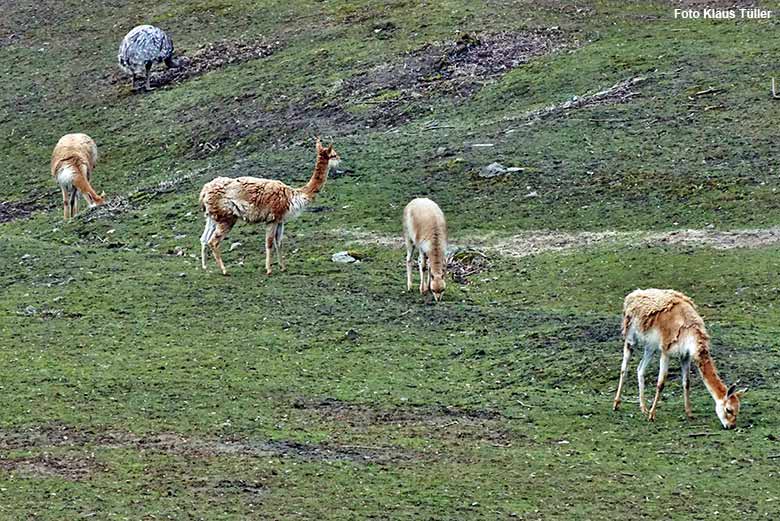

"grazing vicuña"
[403,198,447,302]
[613,288,745,429]
[51,133,105,220]
[199,138,340,275]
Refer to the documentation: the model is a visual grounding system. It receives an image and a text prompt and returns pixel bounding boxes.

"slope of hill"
[2,1,780,519]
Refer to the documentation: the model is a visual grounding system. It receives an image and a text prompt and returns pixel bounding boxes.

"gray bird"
[118,25,181,91]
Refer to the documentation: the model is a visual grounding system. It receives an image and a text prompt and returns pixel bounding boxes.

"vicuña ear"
[735,388,748,398]
[326,144,333,153]
[726,383,738,398]
[315,136,322,150]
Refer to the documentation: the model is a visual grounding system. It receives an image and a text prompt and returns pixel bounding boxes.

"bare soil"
[0,453,103,481]
[292,398,516,447]
[0,200,40,222]
[340,227,780,258]
[109,38,280,90]
[0,424,416,465]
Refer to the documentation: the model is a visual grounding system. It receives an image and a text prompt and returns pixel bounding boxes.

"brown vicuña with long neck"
[199,138,340,275]
[51,133,106,220]
[613,288,746,429]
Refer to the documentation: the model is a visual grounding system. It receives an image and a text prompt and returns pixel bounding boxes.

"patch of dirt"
[109,38,280,90]
[347,30,566,100]
[340,30,569,126]
[0,200,40,223]
[340,227,780,259]
[0,424,414,465]
[0,453,103,481]
[644,228,780,250]
[180,101,359,159]
[292,398,514,447]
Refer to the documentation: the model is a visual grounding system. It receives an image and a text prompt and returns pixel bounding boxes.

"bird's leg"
[130,73,136,90]
[144,62,152,91]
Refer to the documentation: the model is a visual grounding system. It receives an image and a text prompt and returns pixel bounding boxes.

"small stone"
[525,191,539,198]
[229,242,242,251]
[345,329,359,341]
[479,162,507,178]
[332,251,357,263]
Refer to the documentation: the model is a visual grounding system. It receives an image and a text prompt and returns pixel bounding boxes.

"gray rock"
[229,242,242,252]
[479,162,507,178]
[332,251,357,263]
[480,162,526,178]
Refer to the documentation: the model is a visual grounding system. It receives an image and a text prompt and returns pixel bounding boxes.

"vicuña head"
[430,271,446,302]
[316,137,340,168]
[716,383,744,429]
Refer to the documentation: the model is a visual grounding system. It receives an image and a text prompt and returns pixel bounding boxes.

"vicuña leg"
[681,355,693,419]
[208,218,235,275]
[274,222,285,272]
[405,240,414,292]
[265,224,276,276]
[61,188,71,220]
[637,345,654,416]
[648,351,669,422]
[200,216,217,270]
[418,251,428,294]
[613,338,633,411]
[69,190,79,218]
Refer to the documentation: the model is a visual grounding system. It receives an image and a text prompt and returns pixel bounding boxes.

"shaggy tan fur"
[51,134,105,220]
[403,198,448,301]
[614,288,745,428]
[199,138,339,275]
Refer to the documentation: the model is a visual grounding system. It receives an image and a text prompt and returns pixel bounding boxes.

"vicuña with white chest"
[199,138,339,275]
[613,288,745,428]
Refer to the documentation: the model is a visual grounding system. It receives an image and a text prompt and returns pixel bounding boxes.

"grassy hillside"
[2,1,780,519]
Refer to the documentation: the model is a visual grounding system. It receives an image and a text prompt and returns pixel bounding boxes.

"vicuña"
[51,133,106,220]
[199,138,340,275]
[403,198,447,302]
[613,288,745,429]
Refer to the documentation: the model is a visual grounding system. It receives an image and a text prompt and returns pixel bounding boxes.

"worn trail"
[337,227,780,257]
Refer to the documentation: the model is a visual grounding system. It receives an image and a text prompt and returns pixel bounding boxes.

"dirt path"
[337,227,780,257]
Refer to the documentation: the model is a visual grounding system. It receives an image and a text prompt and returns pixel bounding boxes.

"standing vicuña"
[199,138,340,275]
[613,288,745,429]
[51,133,105,220]
[403,198,447,302]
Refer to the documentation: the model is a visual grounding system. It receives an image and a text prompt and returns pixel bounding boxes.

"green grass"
[2,0,780,519]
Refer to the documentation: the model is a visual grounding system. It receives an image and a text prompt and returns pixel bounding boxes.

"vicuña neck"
[299,156,330,199]
[428,231,446,273]
[696,344,727,401]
